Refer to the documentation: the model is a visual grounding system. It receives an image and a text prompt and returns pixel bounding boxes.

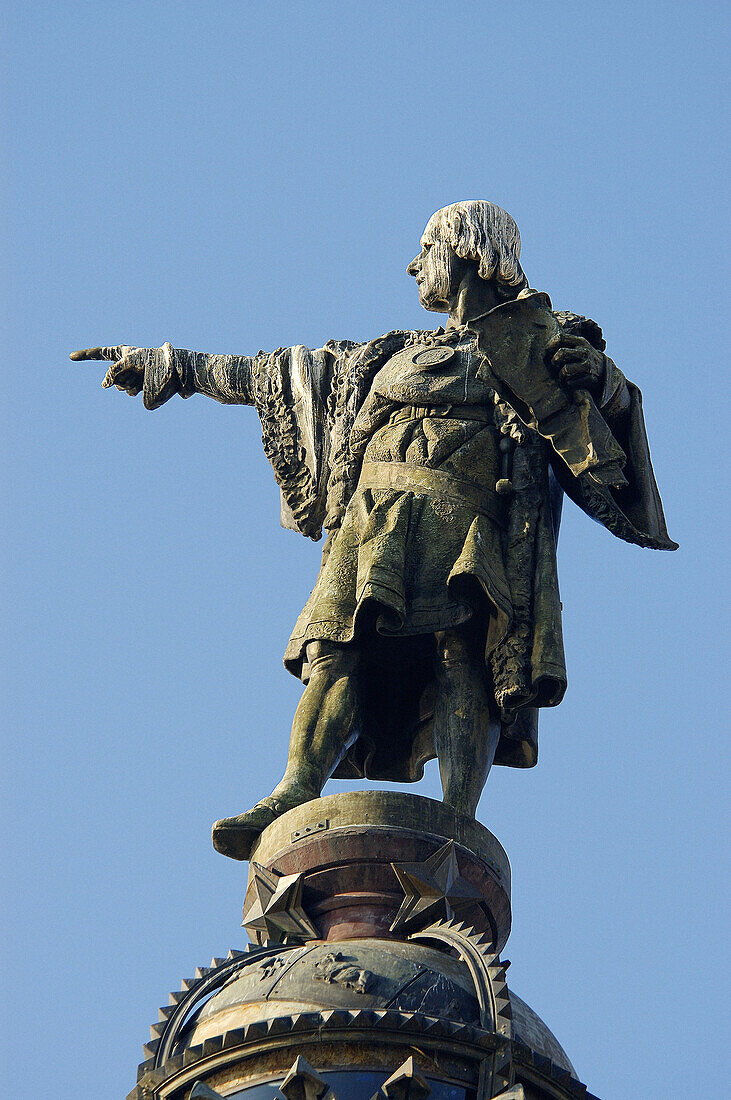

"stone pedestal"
[130,793,599,1100]
[247,792,511,950]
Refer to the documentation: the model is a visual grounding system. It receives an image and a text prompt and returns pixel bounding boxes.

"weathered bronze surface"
[72,200,674,863]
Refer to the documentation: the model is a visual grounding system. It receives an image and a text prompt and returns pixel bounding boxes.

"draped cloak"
[149,291,675,780]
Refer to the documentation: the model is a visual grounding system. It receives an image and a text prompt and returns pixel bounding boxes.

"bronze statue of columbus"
[72,201,675,860]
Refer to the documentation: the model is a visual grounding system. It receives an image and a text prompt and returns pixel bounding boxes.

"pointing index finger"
[69,346,126,362]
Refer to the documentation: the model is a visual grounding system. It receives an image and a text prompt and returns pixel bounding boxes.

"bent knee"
[435,627,473,667]
[306,639,359,676]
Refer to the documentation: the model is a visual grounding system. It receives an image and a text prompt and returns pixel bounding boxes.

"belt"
[358,460,507,528]
[387,404,494,427]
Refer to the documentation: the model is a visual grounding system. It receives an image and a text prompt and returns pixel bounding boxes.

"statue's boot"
[212,783,315,861]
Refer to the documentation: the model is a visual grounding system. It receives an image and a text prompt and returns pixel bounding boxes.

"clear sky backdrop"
[2,3,728,1098]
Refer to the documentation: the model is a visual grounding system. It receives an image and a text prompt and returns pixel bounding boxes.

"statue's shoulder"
[518,287,553,309]
[339,330,427,375]
[471,289,554,328]
[485,291,607,353]
[366,329,428,353]
[322,330,417,364]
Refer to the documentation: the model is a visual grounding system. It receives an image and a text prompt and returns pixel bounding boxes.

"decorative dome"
[180,939,575,1076]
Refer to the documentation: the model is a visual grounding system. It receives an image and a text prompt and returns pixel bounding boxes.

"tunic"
[285,334,516,669]
[280,329,567,779]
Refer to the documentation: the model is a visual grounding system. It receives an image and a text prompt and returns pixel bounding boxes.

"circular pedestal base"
[246,791,511,951]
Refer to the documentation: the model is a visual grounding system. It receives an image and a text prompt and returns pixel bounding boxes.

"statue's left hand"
[70,345,151,396]
[547,334,605,395]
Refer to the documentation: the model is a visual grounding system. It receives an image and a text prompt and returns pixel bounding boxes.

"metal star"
[242,862,319,946]
[190,1083,226,1100]
[390,839,483,934]
[381,1056,431,1100]
[280,1056,330,1100]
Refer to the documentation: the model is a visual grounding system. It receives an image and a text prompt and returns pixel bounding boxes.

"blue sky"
[2,3,728,1097]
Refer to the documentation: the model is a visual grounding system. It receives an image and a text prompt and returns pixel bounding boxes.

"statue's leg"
[270,640,360,805]
[212,640,360,859]
[434,624,500,819]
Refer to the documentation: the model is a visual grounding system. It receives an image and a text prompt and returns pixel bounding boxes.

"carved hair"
[422,201,527,291]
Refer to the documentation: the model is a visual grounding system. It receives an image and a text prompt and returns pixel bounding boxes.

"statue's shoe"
[212,787,315,860]
[212,801,279,861]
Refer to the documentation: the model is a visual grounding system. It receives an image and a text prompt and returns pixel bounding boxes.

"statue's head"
[407,201,527,312]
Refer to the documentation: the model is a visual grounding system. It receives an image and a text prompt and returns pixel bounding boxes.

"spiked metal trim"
[145,944,297,1068]
[138,1004,509,1088]
[136,945,599,1100]
[136,1012,596,1100]
[409,919,514,1099]
[408,917,512,1037]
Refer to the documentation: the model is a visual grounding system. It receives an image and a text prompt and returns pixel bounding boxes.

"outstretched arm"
[71,338,353,541]
[70,343,258,408]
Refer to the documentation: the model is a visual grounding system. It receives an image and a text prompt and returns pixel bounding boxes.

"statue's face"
[407,236,467,313]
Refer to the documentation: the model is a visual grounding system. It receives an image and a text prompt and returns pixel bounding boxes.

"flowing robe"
[145,291,674,779]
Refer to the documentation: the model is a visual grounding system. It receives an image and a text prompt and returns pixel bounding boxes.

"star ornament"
[390,839,483,934]
[242,863,319,946]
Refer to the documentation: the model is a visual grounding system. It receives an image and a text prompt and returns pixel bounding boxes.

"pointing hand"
[70,345,149,396]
